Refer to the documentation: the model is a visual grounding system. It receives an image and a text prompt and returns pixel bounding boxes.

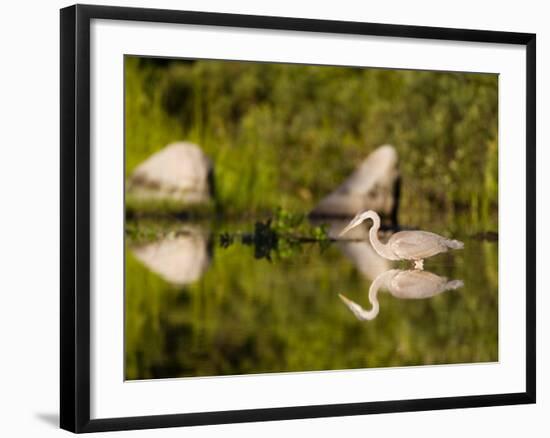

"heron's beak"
[338,220,359,237]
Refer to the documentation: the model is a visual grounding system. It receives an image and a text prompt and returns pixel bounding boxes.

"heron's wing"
[388,231,448,260]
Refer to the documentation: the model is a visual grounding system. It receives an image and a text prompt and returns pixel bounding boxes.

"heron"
[339,268,464,321]
[338,210,463,269]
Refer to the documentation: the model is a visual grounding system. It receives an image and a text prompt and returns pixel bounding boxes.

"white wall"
[0,0,546,436]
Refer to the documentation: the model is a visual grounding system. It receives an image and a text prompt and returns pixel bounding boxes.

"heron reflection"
[339,269,464,321]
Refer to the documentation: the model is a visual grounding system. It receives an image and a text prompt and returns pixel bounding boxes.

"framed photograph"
[60,4,536,433]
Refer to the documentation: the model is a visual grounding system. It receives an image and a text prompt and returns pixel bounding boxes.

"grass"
[123,58,499,379]
[125,57,498,221]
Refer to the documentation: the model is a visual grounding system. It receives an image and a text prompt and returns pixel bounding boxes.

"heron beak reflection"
[339,268,464,322]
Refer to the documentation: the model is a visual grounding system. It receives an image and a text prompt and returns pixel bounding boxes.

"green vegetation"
[125,56,498,220]
[219,207,330,261]
[125,195,215,220]
[124,57,499,380]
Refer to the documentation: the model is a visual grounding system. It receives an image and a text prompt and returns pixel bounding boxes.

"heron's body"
[339,210,463,269]
[386,230,463,261]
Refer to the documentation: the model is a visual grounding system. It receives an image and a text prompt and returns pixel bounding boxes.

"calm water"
[125,216,498,380]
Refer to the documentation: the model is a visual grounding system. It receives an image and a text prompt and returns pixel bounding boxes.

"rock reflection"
[131,226,210,286]
[339,269,464,321]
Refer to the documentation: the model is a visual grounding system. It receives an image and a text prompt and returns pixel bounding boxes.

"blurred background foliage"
[124,57,499,380]
[125,56,498,222]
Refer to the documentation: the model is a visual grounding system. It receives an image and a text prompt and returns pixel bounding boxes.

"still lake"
[125,214,498,380]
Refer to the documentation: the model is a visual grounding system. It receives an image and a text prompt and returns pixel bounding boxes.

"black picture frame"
[60,4,536,433]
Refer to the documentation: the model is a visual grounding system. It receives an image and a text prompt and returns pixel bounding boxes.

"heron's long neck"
[367,213,395,260]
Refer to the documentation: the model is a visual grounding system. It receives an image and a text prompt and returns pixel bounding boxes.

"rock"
[128,142,213,203]
[310,144,400,223]
[131,227,210,286]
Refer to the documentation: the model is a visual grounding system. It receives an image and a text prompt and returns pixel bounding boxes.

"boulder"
[128,142,213,203]
[310,144,400,223]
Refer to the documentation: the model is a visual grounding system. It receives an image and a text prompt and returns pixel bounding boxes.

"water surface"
[125,215,498,380]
